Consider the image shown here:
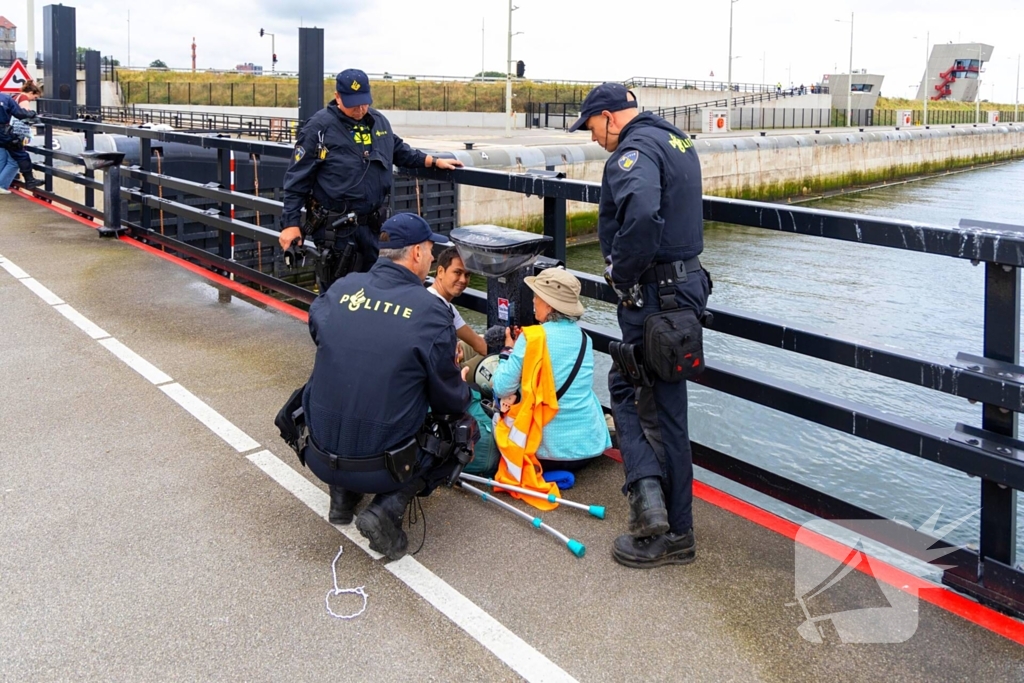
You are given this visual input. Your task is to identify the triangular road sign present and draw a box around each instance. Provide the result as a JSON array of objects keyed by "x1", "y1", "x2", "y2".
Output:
[{"x1": 0, "y1": 59, "x2": 32, "y2": 94}]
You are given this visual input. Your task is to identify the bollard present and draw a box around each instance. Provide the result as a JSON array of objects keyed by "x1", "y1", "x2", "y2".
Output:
[{"x1": 82, "y1": 152, "x2": 126, "y2": 237}]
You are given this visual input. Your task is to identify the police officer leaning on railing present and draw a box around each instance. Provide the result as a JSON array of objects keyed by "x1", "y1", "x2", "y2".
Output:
[
  {"x1": 278, "y1": 68, "x2": 463, "y2": 291},
  {"x1": 276, "y1": 213, "x2": 477, "y2": 561},
  {"x1": 569, "y1": 82, "x2": 711, "y2": 569}
]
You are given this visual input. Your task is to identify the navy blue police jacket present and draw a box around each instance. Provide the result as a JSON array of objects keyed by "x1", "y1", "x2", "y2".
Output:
[
  {"x1": 281, "y1": 102, "x2": 428, "y2": 228},
  {"x1": 0, "y1": 93, "x2": 35, "y2": 147},
  {"x1": 302, "y1": 259, "x2": 470, "y2": 458},
  {"x1": 598, "y1": 112, "x2": 704, "y2": 287}
]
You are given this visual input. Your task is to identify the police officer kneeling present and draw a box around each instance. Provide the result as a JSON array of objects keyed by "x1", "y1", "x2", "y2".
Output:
[{"x1": 294, "y1": 213, "x2": 474, "y2": 560}]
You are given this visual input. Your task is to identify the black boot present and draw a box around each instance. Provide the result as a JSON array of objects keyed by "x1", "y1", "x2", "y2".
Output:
[
  {"x1": 612, "y1": 529, "x2": 696, "y2": 568},
  {"x1": 328, "y1": 485, "x2": 364, "y2": 525},
  {"x1": 22, "y1": 176, "x2": 43, "y2": 189},
  {"x1": 627, "y1": 477, "x2": 669, "y2": 537},
  {"x1": 355, "y1": 479, "x2": 423, "y2": 560}
]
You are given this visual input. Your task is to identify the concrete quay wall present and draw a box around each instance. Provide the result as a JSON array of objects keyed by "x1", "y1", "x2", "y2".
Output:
[{"x1": 449, "y1": 125, "x2": 1024, "y2": 227}]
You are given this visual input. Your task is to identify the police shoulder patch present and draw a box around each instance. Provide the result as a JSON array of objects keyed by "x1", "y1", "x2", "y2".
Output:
[
  {"x1": 293, "y1": 145, "x2": 306, "y2": 163},
  {"x1": 618, "y1": 150, "x2": 639, "y2": 171}
]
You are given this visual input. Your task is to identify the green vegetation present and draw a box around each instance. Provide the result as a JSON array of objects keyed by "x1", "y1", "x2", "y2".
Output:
[
  {"x1": 876, "y1": 96, "x2": 1012, "y2": 112},
  {"x1": 114, "y1": 70, "x2": 592, "y2": 110}
]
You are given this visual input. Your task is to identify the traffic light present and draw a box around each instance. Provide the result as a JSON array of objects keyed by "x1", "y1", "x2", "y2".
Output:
[
  {"x1": 273, "y1": 53, "x2": 278, "y2": 64},
  {"x1": 259, "y1": 28, "x2": 264, "y2": 37},
  {"x1": 516, "y1": 60, "x2": 525, "y2": 78}
]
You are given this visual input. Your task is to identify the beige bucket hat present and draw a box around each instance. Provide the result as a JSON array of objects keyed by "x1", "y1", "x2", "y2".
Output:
[{"x1": 524, "y1": 267, "x2": 585, "y2": 318}]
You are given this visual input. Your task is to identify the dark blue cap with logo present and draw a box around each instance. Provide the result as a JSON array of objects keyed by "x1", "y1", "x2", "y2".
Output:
[
  {"x1": 336, "y1": 68, "x2": 373, "y2": 107},
  {"x1": 567, "y1": 82, "x2": 637, "y2": 132},
  {"x1": 378, "y1": 213, "x2": 450, "y2": 249}
]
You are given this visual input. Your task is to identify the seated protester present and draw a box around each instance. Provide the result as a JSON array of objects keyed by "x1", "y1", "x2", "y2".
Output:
[
  {"x1": 301, "y1": 213, "x2": 471, "y2": 560},
  {"x1": 490, "y1": 268, "x2": 611, "y2": 473},
  {"x1": 429, "y1": 246, "x2": 488, "y2": 358}
]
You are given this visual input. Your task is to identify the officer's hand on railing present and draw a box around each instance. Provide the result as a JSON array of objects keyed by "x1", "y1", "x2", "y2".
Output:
[
  {"x1": 279, "y1": 226, "x2": 302, "y2": 250},
  {"x1": 434, "y1": 158, "x2": 464, "y2": 170}
]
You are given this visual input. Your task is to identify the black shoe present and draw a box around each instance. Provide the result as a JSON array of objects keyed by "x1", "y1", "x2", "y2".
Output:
[
  {"x1": 627, "y1": 477, "x2": 669, "y2": 537},
  {"x1": 355, "y1": 480, "x2": 423, "y2": 561},
  {"x1": 328, "y1": 485, "x2": 364, "y2": 525},
  {"x1": 23, "y1": 178, "x2": 44, "y2": 189},
  {"x1": 612, "y1": 529, "x2": 696, "y2": 568}
]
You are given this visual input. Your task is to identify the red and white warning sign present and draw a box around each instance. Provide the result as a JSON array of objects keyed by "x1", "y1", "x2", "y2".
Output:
[{"x1": 0, "y1": 59, "x2": 32, "y2": 94}]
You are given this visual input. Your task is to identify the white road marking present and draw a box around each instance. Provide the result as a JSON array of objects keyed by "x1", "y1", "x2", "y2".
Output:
[
  {"x1": 98, "y1": 337, "x2": 174, "y2": 386},
  {"x1": 247, "y1": 449, "x2": 578, "y2": 683},
  {"x1": 53, "y1": 304, "x2": 110, "y2": 340},
  {"x1": 159, "y1": 382, "x2": 261, "y2": 453},
  {"x1": 0, "y1": 258, "x2": 31, "y2": 280},
  {"x1": 246, "y1": 450, "x2": 384, "y2": 560},
  {"x1": 20, "y1": 278, "x2": 65, "y2": 305}
]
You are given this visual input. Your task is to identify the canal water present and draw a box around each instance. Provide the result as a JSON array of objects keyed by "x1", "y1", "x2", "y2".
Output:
[{"x1": 552, "y1": 159, "x2": 1024, "y2": 561}]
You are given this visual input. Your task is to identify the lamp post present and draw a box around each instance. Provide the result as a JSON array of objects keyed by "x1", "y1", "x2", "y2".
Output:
[
  {"x1": 505, "y1": 1, "x2": 523, "y2": 138},
  {"x1": 726, "y1": 0, "x2": 739, "y2": 131},
  {"x1": 976, "y1": 43, "x2": 983, "y2": 124},
  {"x1": 835, "y1": 13, "x2": 854, "y2": 127},
  {"x1": 25, "y1": 0, "x2": 35, "y2": 76},
  {"x1": 914, "y1": 32, "x2": 929, "y2": 126},
  {"x1": 760, "y1": 51, "x2": 766, "y2": 88},
  {"x1": 1016, "y1": 54, "x2": 1021, "y2": 123}
]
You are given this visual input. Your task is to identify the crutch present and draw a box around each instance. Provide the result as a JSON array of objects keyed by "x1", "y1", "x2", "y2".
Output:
[
  {"x1": 459, "y1": 472, "x2": 606, "y2": 519},
  {"x1": 458, "y1": 481, "x2": 586, "y2": 558}
]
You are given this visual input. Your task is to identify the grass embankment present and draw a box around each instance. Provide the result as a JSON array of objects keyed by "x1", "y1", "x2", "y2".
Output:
[
  {"x1": 115, "y1": 70, "x2": 593, "y2": 111},
  {"x1": 875, "y1": 96, "x2": 1013, "y2": 112}
]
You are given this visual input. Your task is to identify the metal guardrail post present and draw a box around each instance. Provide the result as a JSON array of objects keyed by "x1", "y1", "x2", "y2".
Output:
[
  {"x1": 980, "y1": 260, "x2": 1020, "y2": 563},
  {"x1": 216, "y1": 148, "x2": 233, "y2": 264},
  {"x1": 543, "y1": 165, "x2": 567, "y2": 262},
  {"x1": 43, "y1": 123, "x2": 53, "y2": 193},
  {"x1": 84, "y1": 130, "x2": 95, "y2": 208},
  {"x1": 140, "y1": 138, "x2": 152, "y2": 230}
]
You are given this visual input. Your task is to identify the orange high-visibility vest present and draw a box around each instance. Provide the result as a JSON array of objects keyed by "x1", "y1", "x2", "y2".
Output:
[{"x1": 494, "y1": 325, "x2": 561, "y2": 510}]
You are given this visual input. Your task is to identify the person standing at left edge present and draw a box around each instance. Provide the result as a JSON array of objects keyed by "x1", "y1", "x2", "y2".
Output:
[
  {"x1": 279, "y1": 69, "x2": 463, "y2": 291},
  {"x1": 569, "y1": 83, "x2": 711, "y2": 568}
]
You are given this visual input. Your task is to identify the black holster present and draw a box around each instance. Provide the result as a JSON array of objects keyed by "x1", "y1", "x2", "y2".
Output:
[
  {"x1": 609, "y1": 341, "x2": 653, "y2": 387},
  {"x1": 274, "y1": 385, "x2": 308, "y2": 466},
  {"x1": 383, "y1": 437, "x2": 420, "y2": 484}
]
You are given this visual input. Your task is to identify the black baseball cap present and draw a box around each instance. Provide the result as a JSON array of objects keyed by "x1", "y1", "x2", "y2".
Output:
[
  {"x1": 336, "y1": 68, "x2": 372, "y2": 107},
  {"x1": 378, "y1": 213, "x2": 450, "y2": 249},
  {"x1": 567, "y1": 82, "x2": 637, "y2": 132}
]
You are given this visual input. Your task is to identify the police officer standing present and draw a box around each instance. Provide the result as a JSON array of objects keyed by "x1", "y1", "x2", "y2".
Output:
[
  {"x1": 300, "y1": 212, "x2": 473, "y2": 560},
  {"x1": 278, "y1": 69, "x2": 463, "y2": 290},
  {"x1": 568, "y1": 83, "x2": 710, "y2": 568}
]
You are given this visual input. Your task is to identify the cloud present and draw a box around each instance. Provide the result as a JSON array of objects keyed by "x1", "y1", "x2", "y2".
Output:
[{"x1": 253, "y1": 0, "x2": 363, "y2": 24}]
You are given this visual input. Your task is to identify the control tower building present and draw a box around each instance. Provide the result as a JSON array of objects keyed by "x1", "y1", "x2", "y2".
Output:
[{"x1": 916, "y1": 43, "x2": 994, "y2": 102}]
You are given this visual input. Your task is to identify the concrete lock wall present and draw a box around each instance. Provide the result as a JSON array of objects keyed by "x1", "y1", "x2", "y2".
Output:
[{"x1": 448, "y1": 125, "x2": 1024, "y2": 226}]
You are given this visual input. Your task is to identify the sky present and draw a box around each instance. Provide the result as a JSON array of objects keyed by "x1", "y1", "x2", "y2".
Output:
[{"x1": 2, "y1": 0, "x2": 1023, "y2": 104}]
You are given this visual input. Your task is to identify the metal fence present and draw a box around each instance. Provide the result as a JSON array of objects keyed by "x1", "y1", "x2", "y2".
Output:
[{"x1": 20, "y1": 114, "x2": 1024, "y2": 619}]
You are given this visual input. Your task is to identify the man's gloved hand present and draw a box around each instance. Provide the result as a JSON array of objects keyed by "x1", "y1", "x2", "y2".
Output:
[{"x1": 604, "y1": 257, "x2": 643, "y2": 309}]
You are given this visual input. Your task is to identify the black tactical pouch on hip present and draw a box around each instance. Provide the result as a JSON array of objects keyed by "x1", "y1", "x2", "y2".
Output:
[
  {"x1": 275, "y1": 385, "x2": 308, "y2": 465},
  {"x1": 384, "y1": 437, "x2": 420, "y2": 484},
  {"x1": 643, "y1": 308, "x2": 705, "y2": 383}
]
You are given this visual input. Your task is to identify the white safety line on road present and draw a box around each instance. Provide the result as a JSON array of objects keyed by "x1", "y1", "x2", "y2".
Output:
[
  {"x1": 247, "y1": 449, "x2": 578, "y2": 683},
  {"x1": 160, "y1": 383, "x2": 262, "y2": 453},
  {"x1": 98, "y1": 338, "x2": 174, "y2": 386},
  {"x1": 0, "y1": 258, "x2": 30, "y2": 280},
  {"x1": 53, "y1": 304, "x2": 111, "y2": 340},
  {"x1": 247, "y1": 450, "x2": 384, "y2": 560},
  {"x1": 20, "y1": 278, "x2": 65, "y2": 305},
  {"x1": 1, "y1": 253, "x2": 579, "y2": 683}
]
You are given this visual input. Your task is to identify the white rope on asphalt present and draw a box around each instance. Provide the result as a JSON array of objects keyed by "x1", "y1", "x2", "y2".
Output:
[{"x1": 325, "y1": 546, "x2": 368, "y2": 620}]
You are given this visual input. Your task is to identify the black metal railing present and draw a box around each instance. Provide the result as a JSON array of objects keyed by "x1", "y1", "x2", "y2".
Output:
[{"x1": 22, "y1": 114, "x2": 1024, "y2": 618}]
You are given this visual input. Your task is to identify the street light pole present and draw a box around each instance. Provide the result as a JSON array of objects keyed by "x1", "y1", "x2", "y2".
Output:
[
  {"x1": 1016, "y1": 53, "x2": 1020, "y2": 123},
  {"x1": 923, "y1": 31, "x2": 929, "y2": 126},
  {"x1": 25, "y1": 0, "x2": 35, "y2": 76},
  {"x1": 726, "y1": 0, "x2": 738, "y2": 131},
  {"x1": 847, "y1": 12, "x2": 853, "y2": 127},
  {"x1": 976, "y1": 44, "x2": 982, "y2": 124},
  {"x1": 505, "y1": 1, "x2": 520, "y2": 138}
]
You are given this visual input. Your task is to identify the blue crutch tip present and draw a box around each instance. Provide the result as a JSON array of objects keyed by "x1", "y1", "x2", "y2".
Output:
[
  {"x1": 532, "y1": 517, "x2": 542, "y2": 528},
  {"x1": 547, "y1": 493, "x2": 557, "y2": 503},
  {"x1": 567, "y1": 539, "x2": 586, "y2": 558},
  {"x1": 589, "y1": 505, "x2": 606, "y2": 519}
]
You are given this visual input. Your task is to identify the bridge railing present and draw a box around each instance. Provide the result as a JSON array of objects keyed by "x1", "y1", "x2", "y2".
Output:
[{"x1": 21, "y1": 115, "x2": 1024, "y2": 618}]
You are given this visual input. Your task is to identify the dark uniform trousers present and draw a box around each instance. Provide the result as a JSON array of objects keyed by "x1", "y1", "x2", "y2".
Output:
[{"x1": 609, "y1": 271, "x2": 710, "y2": 535}]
